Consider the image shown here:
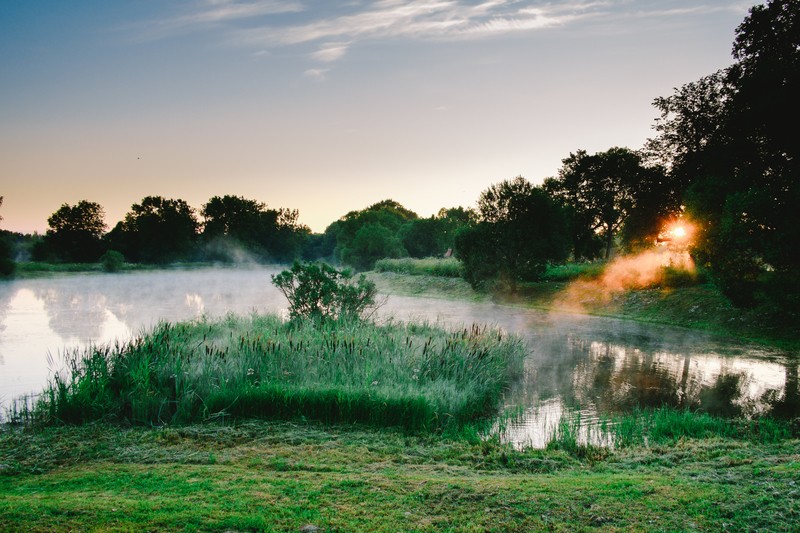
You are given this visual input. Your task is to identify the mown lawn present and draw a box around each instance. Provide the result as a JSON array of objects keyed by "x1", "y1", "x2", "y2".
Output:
[{"x1": 2, "y1": 421, "x2": 798, "y2": 531}]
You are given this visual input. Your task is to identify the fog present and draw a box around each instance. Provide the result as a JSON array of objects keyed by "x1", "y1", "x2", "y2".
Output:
[{"x1": 0, "y1": 267, "x2": 797, "y2": 446}]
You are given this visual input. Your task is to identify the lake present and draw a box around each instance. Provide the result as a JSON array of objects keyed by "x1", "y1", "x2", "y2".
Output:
[{"x1": 1, "y1": 266, "x2": 797, "y2": 447}]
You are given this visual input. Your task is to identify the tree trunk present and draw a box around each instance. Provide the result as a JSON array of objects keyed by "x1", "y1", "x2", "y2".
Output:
[{"x1": 604, "y1": 231, "x2": 614, "y2": 260}]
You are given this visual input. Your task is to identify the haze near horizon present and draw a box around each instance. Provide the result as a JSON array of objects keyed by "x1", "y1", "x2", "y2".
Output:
[{"x1": 0, "y1": 1, "x2": 750, "y2": 234}]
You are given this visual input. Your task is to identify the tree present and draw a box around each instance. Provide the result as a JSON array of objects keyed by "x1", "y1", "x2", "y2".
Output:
[
  {"x1": 201, "y1": 195, "x2": 264, "y2": 245},
  {"x1": 200, "y1": 195, "x2": 308, "y2": 263},
  {"x1": 333, "y1": 199, "x2": 417, "y2": 270},
  {"x1": 110, "y1": 196, "x2": 199, "y2": 263},
  {"x1": 0, "y1": 196, "x2": 15, "y2": 276},
  {"x1": 44, "y1": 200, "x2": 107, "y2": 262},
  {"x1": 546, "y1": 148, "x2": 667, "y2": 259},
  {"x1": 646, "y1": 0, "x2": 800, "y2": 311},
  {"x1": 272, "y1": 261, "x2": 378, "y2": 322},
  {"x1": 456, "y1": 177, "x2": 569, "y2": 289}
]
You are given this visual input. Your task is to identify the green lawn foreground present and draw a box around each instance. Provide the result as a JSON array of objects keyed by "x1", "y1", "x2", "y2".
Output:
[{"x1": 1, "y1": 422, "x2": 798, "y2": 532}]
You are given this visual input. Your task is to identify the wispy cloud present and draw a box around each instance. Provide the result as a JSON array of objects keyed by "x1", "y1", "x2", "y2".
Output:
[
  {"x1": 304, "y1": 67, "x2": 330, "y2": 81},
  {"x1": 139, "y1": 1, "x2": 747, "y2": 77},
  {"x1": 312, "y1": 42, "x2": 350, "y2": 62},
  {"x1": 138, "y1": 0, "x2": 304, "y2": 39}
]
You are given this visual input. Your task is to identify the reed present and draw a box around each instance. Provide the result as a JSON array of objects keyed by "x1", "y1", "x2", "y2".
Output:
[
  {"x1": 11, "y1": 314, "x2": 525, "y2": 431},
  {"x1": 543, "y1": 407, "x2": 794, "y2": 454}
]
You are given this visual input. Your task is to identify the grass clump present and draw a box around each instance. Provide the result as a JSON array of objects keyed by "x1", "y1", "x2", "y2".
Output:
[
  {"x1": 540, "y1": 262, "x2": 605, "y2": 282},
  {"x1": 543, "y1": 407, "x2": 796, "y2": 458},
  {"x1": 609, "y1": 407, "x2": 794, "y2": 448},
  {"x1": 374, "y1": 257, "x2": 463, "y2": 278},
  {"x1": 12, "y1": 314, "x2": 525, "y2": 432}
]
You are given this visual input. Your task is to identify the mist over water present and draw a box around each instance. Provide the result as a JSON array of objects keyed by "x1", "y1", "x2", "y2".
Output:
[{"x1": 0, "y1": 267, "x2": 797, "y2": 447}]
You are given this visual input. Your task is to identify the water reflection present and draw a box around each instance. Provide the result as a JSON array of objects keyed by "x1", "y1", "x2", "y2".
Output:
[
  {"x1": 0, "y1": 267, "x2": 288, "y2": 406},
  {"x1": 380, "y1": 296, "x2": 798, "y2": 447},
  {"x1": 0, "y1": 269, "x2": 797, "y2": 447}
]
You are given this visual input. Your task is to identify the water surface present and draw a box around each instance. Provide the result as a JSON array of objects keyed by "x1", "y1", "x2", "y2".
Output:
[{"x1": 1, "y1": 267, "x2": 796, "y2": 447}]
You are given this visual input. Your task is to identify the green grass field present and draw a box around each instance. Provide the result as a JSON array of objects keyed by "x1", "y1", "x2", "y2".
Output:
[{"x1": 1, "y1": 416, "x2": 798, "y2": 531}]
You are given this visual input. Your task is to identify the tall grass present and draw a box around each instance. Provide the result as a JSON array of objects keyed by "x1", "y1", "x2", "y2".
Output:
[
  {"x1": 11, "y1": 314, "x2": 525, "y2": 432},
  {"x1": 374, "y1": 257, "x2": 463, "y2": 278},
  {"x1": 544, "y1": 407, "x2": 793, "y2": 455},
  {"x1": 540, "y1": 262, "x2": 605, "y2": 282}
]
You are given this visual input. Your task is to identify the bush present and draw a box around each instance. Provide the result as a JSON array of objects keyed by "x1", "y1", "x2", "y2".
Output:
[
  {"x1": 100, "y1": 250, "x2": 125, "y2": 272},
  {"x1": 272, "y1": 261, "x2": 379, "y2": 321}
]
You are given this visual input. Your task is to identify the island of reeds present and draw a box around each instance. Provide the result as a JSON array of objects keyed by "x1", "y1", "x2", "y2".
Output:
[{"x1": 10, "y1": 263, "x2": 525, "y2": 432}]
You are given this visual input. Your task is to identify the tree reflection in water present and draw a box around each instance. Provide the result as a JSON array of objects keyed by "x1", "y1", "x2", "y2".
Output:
[{"x1": 0, "y1": 271, "x2": 797, "y2": 441}]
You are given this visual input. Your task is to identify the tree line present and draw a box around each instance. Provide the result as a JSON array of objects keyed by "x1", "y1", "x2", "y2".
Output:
[{"x1": 1, "y1": 0, "x2": 797, "y2": 315}]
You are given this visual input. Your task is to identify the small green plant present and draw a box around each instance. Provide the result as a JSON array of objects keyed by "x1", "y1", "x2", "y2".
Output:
[
  {"x1": 272, "y1": 261, "x2": 379, "y2": 321},
  {"x1": 100, "y1": 250, "x2": 125, "y2": 272}
]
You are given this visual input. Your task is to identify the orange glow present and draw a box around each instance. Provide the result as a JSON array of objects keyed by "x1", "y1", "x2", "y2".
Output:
[{"x1": 657, "y1": 218, "x2": 696, "y2": 250}]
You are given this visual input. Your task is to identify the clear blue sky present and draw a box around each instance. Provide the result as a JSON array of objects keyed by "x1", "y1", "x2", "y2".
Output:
[{"x1": 0, "y1": 1, "x2": 751, "y2": 233}]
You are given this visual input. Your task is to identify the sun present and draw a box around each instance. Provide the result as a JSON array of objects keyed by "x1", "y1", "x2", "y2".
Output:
[{"x1": 656, "y1": 219, "x2": 695, "y2": 249}]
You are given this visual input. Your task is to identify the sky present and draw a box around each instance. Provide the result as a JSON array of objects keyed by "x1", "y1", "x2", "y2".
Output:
[{"x1": 0, "y1": 0, "x2": 753, "y2": 234}]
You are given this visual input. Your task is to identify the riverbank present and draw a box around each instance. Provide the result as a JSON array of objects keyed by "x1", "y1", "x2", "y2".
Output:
[
  {"x1": 1, "y1": 419, "x2": 798, "y2": 531},
  {"x1": 367, "y1": 271, "x2": 800, "y2": 350}
]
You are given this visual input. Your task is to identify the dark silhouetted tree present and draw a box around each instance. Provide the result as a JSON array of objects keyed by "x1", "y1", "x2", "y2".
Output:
[
  {"x1": 200, "y1": 195, "x2": 308, "y2": 262},
  {"x1": 647, "y1": 0, "x2": 800, "y2": 312},
  {"x1": 44, "y1": 200, "x2": 107, "y2": 262},
  {"x1": 546, "y1": 147, "x2": 670, "y2": 259},
  {"x1": 456, "y1": 177, "x2": 569, "y2": 289},
  {"x1": 110, "y1": 196, "x2": 199, "y2": 263},
  {"x1": 0, "y1": 196, "x2": 15, "y2": 276}
]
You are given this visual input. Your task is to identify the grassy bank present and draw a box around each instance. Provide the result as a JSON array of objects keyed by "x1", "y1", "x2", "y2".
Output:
[
  {"x1": 10, "y1": 314, "x2": 525, "y2": 432},
  {"x1": 1, "y1": 414, "x2": 798, "y2": 531},
  {"x1": 368, "y1": 259, "x2": 799, "y2": 349},
  {"x1": 10, "y1": 261, "x2": 255, "y2": 278}
]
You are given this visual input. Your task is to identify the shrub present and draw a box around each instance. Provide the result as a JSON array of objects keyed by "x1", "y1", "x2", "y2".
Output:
[
  {"x1": 272, "y1": 261, "x2": 379, "y2": 321},
  {"x1": 100, "y1": 250, "x2": 125, "y2": 272}
]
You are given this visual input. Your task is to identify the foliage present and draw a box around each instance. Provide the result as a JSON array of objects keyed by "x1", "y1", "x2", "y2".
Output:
[
  {"x1": 331, "y1": 199, "x2": 417, "y2": 270},
  {"x1": 0, "y1": 197, "x2": 14, "y2": 277},
  {"x1": 272, "y1": 262, "x2": 378, "y2": 321},
  {"x1": 647, "y1": 0, "x2": 800, "y2": 315},
  {"x1": 108, "y1": 196, "x2": 199, "y2": 263},
  {"x1": 14, "y1": 313, "x2": 525, "y2": 431},
  {"x1": 456, "y1": 177, "x2": 570, "y2": 289},
  {"x1": 0, "y1": 233, "x2": 14, "y2": 278},
  {"x1": 545, "y1": 147, "x2": 674, "y2": 259},
  {"x1": 201, "y1": 195, "x2": 309, "y2": 263},
  {"x1": 100, "y1": 250, "x2": 125, "y2": 272},
  {"x1": 344, "y1": 222, "x2": 406, "y2": 270},
  {"x1": 399, "y1": 208, "x2": 474, "y2": 259},
  {"x1": 42, "y1": 200, "x2": 107, "y2": 262}
]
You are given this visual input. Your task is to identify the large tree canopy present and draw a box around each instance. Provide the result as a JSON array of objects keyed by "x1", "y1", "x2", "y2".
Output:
[
  {"x1": 647, "y1": 0, "x2": 800, "y2": 310},
  {"x1": 545, "y1": 147, "x2": 671, "y2": 259},
  {"x1": 109, "y1": 196, "x2": 199, "y2": 263},
  {"x1": 332, "y1": 199, "x2": 417, "y2": 270},
  {"x1": 43, "y1": 200, "x2": 107, "y2": 262},
  {"x1": 201, "y1": 195, "x2": 309, "y2": 262},
  {"x1": 456, "y1": 177, "x2": 569, "y2": 289}
]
